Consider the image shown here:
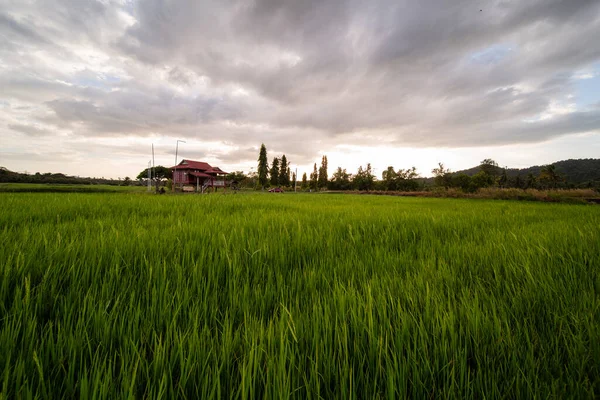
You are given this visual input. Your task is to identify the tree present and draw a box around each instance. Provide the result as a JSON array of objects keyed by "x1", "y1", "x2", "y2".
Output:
[
  {"x1": 382, "y1": 166, "x2": 397, "y2": 191},
  {"x1": 310, "y1": 163, "x2": 318, "y2": 190},
  {"x1": 480, "y1": 159, "x2": 500, "y2": 179},
  {"x1": 498, "y1": 168, "x2": 508, "y2": 188},
  {"x1": 245, "y1": 171, "x2": 258, "y2": 188},
  {"x1": 396, "y1": 167, "x2": 420, "y2": 191},
  {"x1": 257, "y1": 144, "x2": 269, "y2": 189},
  {"x1": 292, "y1": 171, "x2": 297, "y2": 190},
  {"x1": 331, "y1": 167, "x2": 352, "y2": 190},
  {"x1": 432, "y1": 163, "x2": 452, "y2": 188},
  {"x1": 136, "y1": 166, "x2": 172, "y2": 181},
  {"x1": 137, "y1": 166, "x2": 172, "y2": 192},
  {"x1": 514, "y1": 174, "x2": 523, "y2": 189},
  {"x1": 279, "y1": 155, "x2": 290, "y2": 187},
  {"x1": 353, "y1": 164, "x2": 375, "y2": 191},
  {"x1": 226, "y1": 171, "x2": 246, "y2": 188},
  {"x1": 301, "y1": 172, "x2": 308, "y2": 190},
  {"x1": 318, "y1": 155, "x2": 328, "y2": 189},
  {"x1": 525, "y1": 173, "x2": 537, "y2": 189},
  {"x1": 364, "y1": 164, "x2": 375, "y2": 191},
  {"x1": 270, "y1": 157, "x2": 280, "y2": 186},
  {"x1": 539, "y1": 164, "x2": 561, "y2": 188},
  {"x1": 471, "y1": 171, "x2": 494, "y2": 189},
  {"x1": 453, "y1": 174, "x2": 474, "y2": 192}
]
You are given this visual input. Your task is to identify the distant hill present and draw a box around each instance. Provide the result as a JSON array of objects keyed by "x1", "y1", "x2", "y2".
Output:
[
  {"x1": 0, "y1": 167, "x2": 131, "y2": 186},
  {"x1": 452, "y1": 159, "x2": 600, "y2": 185}
]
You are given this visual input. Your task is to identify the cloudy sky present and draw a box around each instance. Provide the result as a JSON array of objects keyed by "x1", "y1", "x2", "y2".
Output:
[{"x1": 1, "y1": 0, "x2": 600, "y2": 179}]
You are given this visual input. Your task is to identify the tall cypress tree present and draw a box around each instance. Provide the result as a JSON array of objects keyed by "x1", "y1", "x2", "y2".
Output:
[
  {"x1": 257, "y1": 144, "x2": 269, "y2": 189},
  {"x1": 318, "y1": 155, "x2": 328, "y2": 189},
  {"x1": 310, "y1": 163, "x2": 318, "y2": 190},
  {"x1": 270, "y1": 157, "x2": 280, "y2": 186},
  {"x1": 279, "y1": 155, "x2": 290, "y2": 186},
  {"x1": 301, "y1": 172, "x2": 308, "y2": 190}
]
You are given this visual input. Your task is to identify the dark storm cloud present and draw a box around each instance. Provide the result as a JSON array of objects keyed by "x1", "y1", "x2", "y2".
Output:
[
  {"x1": 116, "y1": 0, "x2": 600, "y2": 144},
  {"x1": 1, "y1": 0, "x2": 600, "y2": 168}
]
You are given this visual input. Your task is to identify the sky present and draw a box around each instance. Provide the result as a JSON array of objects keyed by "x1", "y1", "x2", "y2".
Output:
[{"x1": 1, "y1": 0, "x2": 600, "y2": 179}]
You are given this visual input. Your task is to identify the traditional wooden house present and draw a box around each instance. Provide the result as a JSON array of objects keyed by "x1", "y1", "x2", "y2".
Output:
[{"x1": 170, "y1": 159, "x2": 228, "y2": 192}]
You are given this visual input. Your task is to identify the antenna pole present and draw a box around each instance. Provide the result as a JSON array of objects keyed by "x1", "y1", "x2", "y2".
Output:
[
  {"x1": 152, "y1": 144, "x2": 157, "y2": 193},
  {"x1": 147, "y1": 160, "x2": 151, "y2": 191},
  {"x1": 173, "y1": 140, "x2": 186, "y2": 192}
]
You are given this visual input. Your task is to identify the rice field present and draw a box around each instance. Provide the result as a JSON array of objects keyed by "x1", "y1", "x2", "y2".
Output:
[{"x1": 1, "y1": 192, "x2": 599, "y2": 398}]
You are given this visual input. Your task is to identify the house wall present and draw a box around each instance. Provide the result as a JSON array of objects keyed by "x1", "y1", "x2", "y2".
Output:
[{"x1": 174, "y1": 170, "x2": 190, "y2": 184}]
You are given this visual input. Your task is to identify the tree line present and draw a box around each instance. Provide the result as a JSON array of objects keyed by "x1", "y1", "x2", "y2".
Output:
[
  {"x1": 0, "y1": 167, "x2": 135, "y2": 186},
  {"x1": 431, "y1": 159, "x2": 591, "y2": 191},
  {"x1": 232, "y1": 145, "x2": 599, "y2": 192},
  {"x1": 4, "y1": 146, "x2": 596, "y2": 192},
  {"x1": 250, "y1": 144, "x2": 389, "y2": 191}
]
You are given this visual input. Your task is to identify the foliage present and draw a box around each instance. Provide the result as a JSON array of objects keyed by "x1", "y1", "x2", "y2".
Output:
[
  {"x1": 245, "y1": 171, "x2": 258, "y2": 189},
  {"x1": 279, "y1": 155, "x2": 290, "y2": 187},
  {"x1": 539, "y1": 164, "x2": 562, "y2": 189},
  {"x1": 479, "y1": 158, "x2": 500, "y2": 177},
  {"x1": 318, "y1": 155, "x2": 328, "y2": 189},
  {"x1": 330, "y1": 167, "x2": 352, "y2": 191},
  {"x1": 310, "y1": 163, "x2": 318, "y2": 191},
  {"x1": 395, "y1": 167, "x2": 420, "y2": 191},
  {"x1": 526, "y1": 173, "x2": 537, "y2": 189},
  {"x1": 136, "y1": 166, "x2": 172, "y2": 181},
  {"x1": 269, "y1": 157, "x2": 280, "y2": 187},
  {"x1": 381, "y1": 166, "x2": 397, "y2": 190},
  {"x1": 471, "y1": 170, "x2": 495, "y2": 189},
  {"x1": 353, "y1": 164, "x2": 375, "y2": 191},
  {"x1": 0, "y1": 167, "x2": 130, "y2": 186},
  {"x1": 432, "y1": 163, "x2": 452, "y2": 188},
  {"x1": 450, "y1": 158, "x2": 600, "y2": 189},
  {"x1": 1, "y1": 193, "x2": 599, "y2": 398},
  {"x1": 452, "y1": 173, "x2": 475, "y2": 193},
  {"x1": 226, "y1": 171, "x2": 247, "y2": 187},
  {"x1": 498, "y1": 169, "x2": 508, "y2": 188},
  {"x1": 257, "y1": 144, "x2": 269, "y2": 189},
  {"x1": 301, "y1": 172, "x2": 308, "y2": 190}
]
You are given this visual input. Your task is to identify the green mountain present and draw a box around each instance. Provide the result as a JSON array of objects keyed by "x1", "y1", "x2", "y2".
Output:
[{"x1": 453, "y1": 159, "x2": 600, "y2": 185}]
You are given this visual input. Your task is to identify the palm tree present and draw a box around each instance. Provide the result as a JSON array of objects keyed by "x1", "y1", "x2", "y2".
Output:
[{"x1": 539, "y1": 164, "x2": 561, "y2": 189}]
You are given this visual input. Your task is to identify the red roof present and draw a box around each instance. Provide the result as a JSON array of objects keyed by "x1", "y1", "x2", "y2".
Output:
[
  {"x1": 208, "y1": 167, "x2": 228, "y2": 175},
  {"x1": 171, "y1": 159, "x2": 228, "y2": 175},
  {"x1": 171, "y1": 159, "x2": 213, "y2": 171},
  {"x1": 189, "y1": 171, "x2": 211, "y2": 178}
]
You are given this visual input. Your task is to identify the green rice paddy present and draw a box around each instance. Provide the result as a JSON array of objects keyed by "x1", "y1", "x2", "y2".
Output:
[{"x1": 1, "y1": 192, "x2": 599, "y2": 398}]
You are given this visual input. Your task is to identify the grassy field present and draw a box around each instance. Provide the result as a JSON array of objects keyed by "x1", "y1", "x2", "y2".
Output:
[
  {"x1": 1, "y1": 192, "x2": 599, "y2": 398},
  {"x1": 0, "y1": 183, "x2": 147, "y2": 193}
]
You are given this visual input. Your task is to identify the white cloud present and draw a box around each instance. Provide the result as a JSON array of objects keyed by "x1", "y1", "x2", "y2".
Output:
[{"x1": 0, "y1": 0, "x2": 599, "y2": 178}]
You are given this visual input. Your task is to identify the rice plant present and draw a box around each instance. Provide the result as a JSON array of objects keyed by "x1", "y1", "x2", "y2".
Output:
[{"x1": 1, "y1": 192, "x2": 599, "y2": 398}]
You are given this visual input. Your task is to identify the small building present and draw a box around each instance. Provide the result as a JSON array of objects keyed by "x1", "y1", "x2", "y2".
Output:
[{"x1": 170, "y1": 159, "x2": 228, "y2": 192}]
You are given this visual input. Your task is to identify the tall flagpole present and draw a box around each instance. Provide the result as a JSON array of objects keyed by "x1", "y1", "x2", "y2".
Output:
[
  {"x1": 152, "y1": 144, "x2": 156, "y2": 192},
  {"x1": 147, "y1": 160, "x2": 151, "y2": 191}
]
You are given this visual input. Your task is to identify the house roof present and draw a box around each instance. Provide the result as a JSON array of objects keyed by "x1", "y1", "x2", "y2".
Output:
[
  {"x1": 209, "y1": 167, "x2": 228, "y2": 175},
  {"x1": 171, "y1": 159, "x2": 213, "y2": 171},
  {"x1": 170, "y1": 159, "x2": 228, "y2": 175},
  {"x1": 189, "y1": 171, "x2": 212, "y2": 178}
]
